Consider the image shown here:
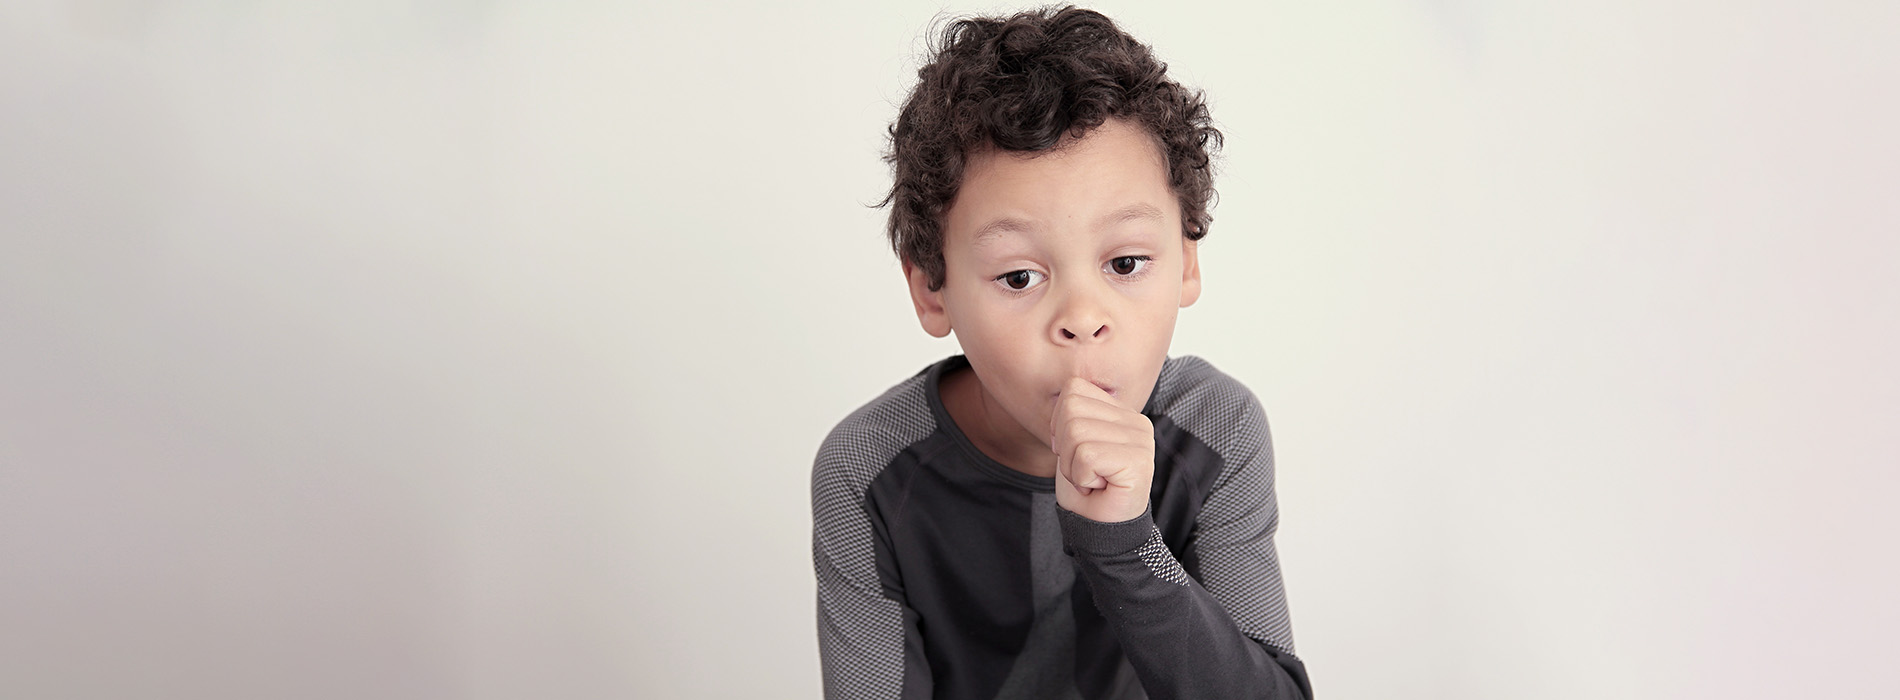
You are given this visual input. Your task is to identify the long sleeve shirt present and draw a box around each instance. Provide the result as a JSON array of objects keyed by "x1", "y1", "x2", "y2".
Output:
[{"x1": 812, "y1": 354, "x2": 1312, "y2": 699}]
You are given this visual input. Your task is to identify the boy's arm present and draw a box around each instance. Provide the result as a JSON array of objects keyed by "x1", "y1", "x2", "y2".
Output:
[
  {"x1": 813, "y1": 543, "x2": 931, "y2": 699},
  {"x1": 812, "y1": 437, "x2": 931, "y2": 699},
  {"x1": 1056, "y1": 387, "x2": 1312, "y2": 700}
]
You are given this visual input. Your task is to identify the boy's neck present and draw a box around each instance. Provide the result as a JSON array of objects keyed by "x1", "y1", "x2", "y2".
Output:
[{"x1": 939, "y1": 363, "x2": 1057, "y2": 479}]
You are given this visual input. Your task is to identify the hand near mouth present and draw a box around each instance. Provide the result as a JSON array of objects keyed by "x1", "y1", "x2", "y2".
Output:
[{"x1": 1050, "y1": 376, "x2": 1155, "y2": 523}]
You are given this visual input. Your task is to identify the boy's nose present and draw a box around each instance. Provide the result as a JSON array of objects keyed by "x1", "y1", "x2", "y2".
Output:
[
  {"x1": 1052, "y1": 278, "x2": 1111, "y2": 344},
  {"x1": 1054, "y1": 301, "x2": 1111, "y2": 343},
  {"x1": 1059, "y1": 323, "x2": 1108, "y2": 341}
]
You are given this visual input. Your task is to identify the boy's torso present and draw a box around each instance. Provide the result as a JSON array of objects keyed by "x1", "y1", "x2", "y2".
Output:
[{"x1": 829, "y1": 353, "x2": 1258, "y2": 700}]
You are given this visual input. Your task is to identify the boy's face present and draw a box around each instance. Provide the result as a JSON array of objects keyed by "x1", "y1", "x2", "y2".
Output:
[{"x1": 904, "y1": 117, "x2": 1202, "y2": 451}]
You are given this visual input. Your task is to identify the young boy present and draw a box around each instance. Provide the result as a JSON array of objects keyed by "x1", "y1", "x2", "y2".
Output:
[{"x1": 812, "y1": 7, "x2": 1312, "y2": 699}]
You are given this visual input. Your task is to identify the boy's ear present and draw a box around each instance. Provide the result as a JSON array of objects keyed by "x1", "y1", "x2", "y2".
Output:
[
  {"x1": 1179, "y1": 237, "x2": 1202, "y2": 308},
  {"x1": 903, "y1": 258, "x2": 954, "y2": 338}
]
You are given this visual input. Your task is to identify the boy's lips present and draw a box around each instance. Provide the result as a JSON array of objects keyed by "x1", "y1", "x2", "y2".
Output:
[{"x1": 1053, "y1": 380, "x2": 1118, "y2": 398}]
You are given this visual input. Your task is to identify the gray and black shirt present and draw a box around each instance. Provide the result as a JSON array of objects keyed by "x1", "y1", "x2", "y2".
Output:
[{"x1": 812, "y1": 354, "x2": 1312, "y2": 699}]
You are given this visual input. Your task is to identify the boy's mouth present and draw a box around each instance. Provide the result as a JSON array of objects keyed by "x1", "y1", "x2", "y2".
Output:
[{"x1": 1053, "y1": 381, "x2": 1118, "y2": 398}]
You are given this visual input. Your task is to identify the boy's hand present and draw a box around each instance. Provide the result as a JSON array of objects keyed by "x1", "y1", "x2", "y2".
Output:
[{"x1": 1051, "y1": 377, "x2": 1155, "y2": 523}]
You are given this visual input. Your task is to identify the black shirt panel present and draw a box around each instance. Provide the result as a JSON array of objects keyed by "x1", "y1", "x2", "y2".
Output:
[{"x1": 869, "y1": 432, "x2": 1036, "y2": 700}]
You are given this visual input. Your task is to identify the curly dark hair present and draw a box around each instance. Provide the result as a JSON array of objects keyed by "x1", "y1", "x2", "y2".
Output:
[{"x1": 878, "y1": 5, "x2": 1223, "y2": 292}]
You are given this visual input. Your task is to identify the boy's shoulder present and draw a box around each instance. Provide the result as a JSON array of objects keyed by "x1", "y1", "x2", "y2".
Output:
[
  {"x1": 1148, "y1": 355, "x2": 1273, "y2": 466},
  {"x1": 811, "y1": 361, "x2": 940, "y2": 494},
  {"x1": 1150, "y1": 355, "x2": 1267, "y2": 423}
]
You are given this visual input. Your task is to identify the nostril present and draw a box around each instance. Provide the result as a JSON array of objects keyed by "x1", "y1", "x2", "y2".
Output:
[
  {"x1": 1093, "y1": 325, "x2": 1107, "y2": 338},
  {"x1": 1061, "y1": 328, "x2": 1076, "y2": 339}
]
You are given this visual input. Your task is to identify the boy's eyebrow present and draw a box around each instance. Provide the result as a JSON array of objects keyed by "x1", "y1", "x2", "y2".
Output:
[{"x1": 971, "y1": 203, "x2": 1166, "y2": 249}]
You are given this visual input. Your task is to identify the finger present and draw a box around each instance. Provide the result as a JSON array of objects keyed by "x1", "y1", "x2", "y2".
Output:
[
  {"x1": 1055, "y1": 453, "x2": 1099, "y2": 496},
  {"x1": 1051, "y1": 390, "x2": 1147, "y2": 450},
  {"x1": 1051, "y1": 416, "x2": 1136, "y2": 480},
  {"x1": 1051, "y1": 411, "x2": 1155, "y2": 471},
  {"x1": 1051, "y1": 415, "x2": 1128, "y2": 461},
  {"x1": 1060, "y1": 441, "x2": 1141, "y2": 493},
  {"x1": 1054, "y1": 379, "x2": 1147, "y2": 424},
  {"x1": 1055, "y1": 394, "x2": 1129, "y2": 427},
  {"x1": 1052, "y1": 380, "x2": 1112, "y2": 431},
  {"x1": 1054, "y1": 457, "x2": 1093, "y2": 498},
  {"x1": 1062, "y1": 376, "x2": 1114, "y2": 401},
  {"x1": 1050, "y1": 380, "x2": 1102, "y2": 442}
]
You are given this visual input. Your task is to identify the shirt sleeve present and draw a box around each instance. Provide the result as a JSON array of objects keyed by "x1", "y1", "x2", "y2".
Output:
[
  {"x1": 1057, "y1": 391, "x2": 1313, "y2": 700},
  {"x1": 812, "y1": 440, "x2": 931, "y2": 699}
]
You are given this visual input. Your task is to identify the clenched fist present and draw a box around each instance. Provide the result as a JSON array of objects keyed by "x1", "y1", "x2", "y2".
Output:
[{"x1": 1050, "y1": 377, "x2": 1156, "y2": 523}]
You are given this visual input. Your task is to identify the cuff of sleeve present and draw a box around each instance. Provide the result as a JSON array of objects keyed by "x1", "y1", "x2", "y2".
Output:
[{"x1": 1057, "y1": 504, "x2": 1156, "y2": 558}]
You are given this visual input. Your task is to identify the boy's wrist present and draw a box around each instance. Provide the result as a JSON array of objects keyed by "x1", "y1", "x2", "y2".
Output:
[{"x1": 1056, "y1": 503, "x2": 1156, "y2": 557}]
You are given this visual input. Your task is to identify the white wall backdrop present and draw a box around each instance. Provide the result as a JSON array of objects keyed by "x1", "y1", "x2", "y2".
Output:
[{"x1": 4, "y1": 1, "x2": 1897, "y2": 698}]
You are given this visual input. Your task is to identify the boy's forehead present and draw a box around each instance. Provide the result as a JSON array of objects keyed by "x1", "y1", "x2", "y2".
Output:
[
  {"x1": 946, "y1": 121, "x2": 1176, "y2": 248},
  {"x1": 967, "y1": 202, "x2": 1167, "y2": 250}
]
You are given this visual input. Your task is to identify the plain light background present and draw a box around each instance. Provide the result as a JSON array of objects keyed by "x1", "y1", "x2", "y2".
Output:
[{"x1": 3, "y1": 1, "x2": 1897, "y2": 698}]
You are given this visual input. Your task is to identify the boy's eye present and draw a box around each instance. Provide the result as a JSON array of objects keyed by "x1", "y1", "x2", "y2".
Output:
[
  {"x1": 1109, "y1": 255, "x2": 1151, "y2": 276},
  {"x1": 997, "y1": 269, "x2": 1045, "y2": 291}
]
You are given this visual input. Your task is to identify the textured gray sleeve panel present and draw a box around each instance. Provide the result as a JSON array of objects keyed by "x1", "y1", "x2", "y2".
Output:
[
  {"x1": 1135, "y1": 527, "x2": 1191, "y2": 586},
  {"x1": 811, "y1": 372, "x2": 936, "y2": 700},
  {"x1": 1153, "y1": 356, "x2": 1298, "y2": 656}
]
